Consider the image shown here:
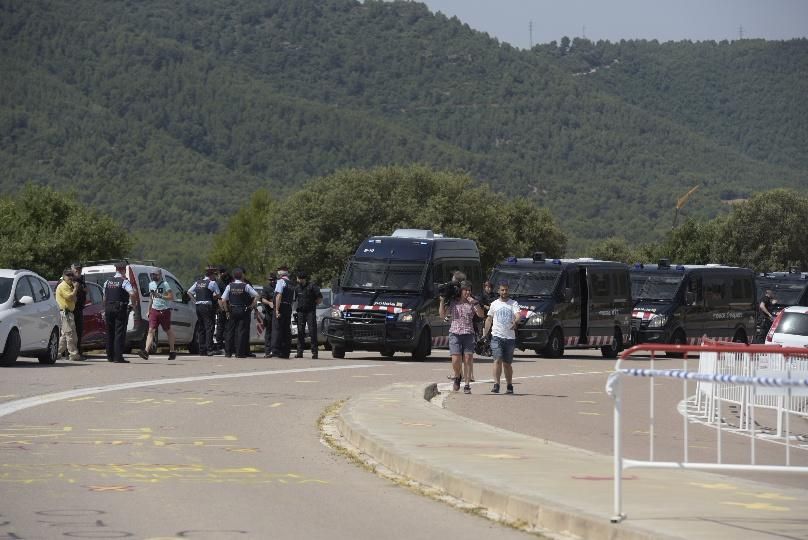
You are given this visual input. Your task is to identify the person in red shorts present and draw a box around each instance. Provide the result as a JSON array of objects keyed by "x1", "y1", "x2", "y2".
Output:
[{"x1": 139, "y1": 269, "x2": 177, "y2": 360}]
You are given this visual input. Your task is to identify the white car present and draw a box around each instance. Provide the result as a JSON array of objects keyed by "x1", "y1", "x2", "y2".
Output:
[
  {"x1": 82, "y1": 261, "x2": 198, "y2": 353},
  {"x1": 0, "y1": 269, "x2": 61, "y2": 365},
  {"x1": 766, "y1": 305, "x2": 808, "y2": 347}
]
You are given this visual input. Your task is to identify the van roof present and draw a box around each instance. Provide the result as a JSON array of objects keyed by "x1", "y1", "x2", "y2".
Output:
[
  {"x1": 358, "y1": 234, "x2": 479, "y2": 260},
  {"x1": 496, "y1": 257, "x2": 627, "y2": 269},
  {"x1": 630, "y1": 263, "x2": 751, "y2": 273}
]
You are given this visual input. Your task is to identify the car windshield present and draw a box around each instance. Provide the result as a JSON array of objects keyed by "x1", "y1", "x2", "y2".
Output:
[
  {"x1": 317, "y1": 288, "x2": 333, "y2": 308},
  {"x1": 0, "y1": 278, "x2": 12, "y2": 304},
  {"x1": 757, "y1": 283, "x2": 806, "y2": 306},
  {"x1": 341, "y1": 261, "x2": 426, "y2": 291},
  {"x1": 777, "y1": 312, "x2": 808, "y2": 336},
  {"x1": 490, "y1": 269, "x2": 560, "y2": 297},
  {"x1": 84, "y1": 272, "x2": 115, "y2": 289},
  {"x1": 631, "y1": 274, "x2": 683, "y2": 301}
]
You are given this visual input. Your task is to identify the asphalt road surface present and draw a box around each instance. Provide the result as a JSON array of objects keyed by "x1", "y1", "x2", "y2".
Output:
[{"x1": 1, "y1": 346, "x2": 806, "y2": 539}]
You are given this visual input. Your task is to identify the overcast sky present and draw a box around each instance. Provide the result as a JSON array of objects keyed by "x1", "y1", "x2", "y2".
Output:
[{"x1": 419, "y1": 0, "x2": 808, "y2": 48}]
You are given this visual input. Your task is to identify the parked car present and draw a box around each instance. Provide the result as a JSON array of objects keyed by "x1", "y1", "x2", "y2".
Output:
[
  {"x1": 766, "y1": 305, "x2": 808, "y2": 347},
  {"x1": 81, "y1": 260, "x2": 198, "y2": 353},
  {"x1": 48, "y1": 280, "x2": 106, "y2": 351},
  {"x1": 0, "y1": 269, "x2": 61, "y2": 365},
  {"x1": 292, "y1": 287, "x2": 334, "y2": 348}
]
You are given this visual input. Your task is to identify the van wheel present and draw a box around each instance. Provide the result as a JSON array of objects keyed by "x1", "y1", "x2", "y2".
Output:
[
  {"x1": 1, "y1": 329, "x2": 21, "y2": 366},
  {"x1": 38, "y1": 328, "x2": 60, "y2": 364},
  {"x1": 600, "y1": 330, "x2": 622, "y2": 359},
  {"x1": 667, "y1": 330, "x2": 686, "y2": 358},
  {"x1": 542, "y1": 329, "x2": 564, "y2": 358},
  {"x1": 332, "y1": 345, "x2": 346, "y2": 359},
  {"x1": 412, "y1": 329, "x2": 431, "y2": 362},
  {"x1": 732, "y1": 330, "x2": 747, "y2": 344},
  {"x1": 381, "y1": 348, "x2": 395, "y2": 358}
]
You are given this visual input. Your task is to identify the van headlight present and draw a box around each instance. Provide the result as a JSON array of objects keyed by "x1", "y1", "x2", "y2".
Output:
[
  {"x1": 647, "y1": 314, "x2": 668, "y2": 328},
  {"x1": 327, "y1": 307, "x2": 343, "y2": 319},
  {"x1": 398, "y1": 311, "x2": 414, "y2": 323},
  {"x1": 524, "y1": 312, "x2": 544, "y2": 326}
]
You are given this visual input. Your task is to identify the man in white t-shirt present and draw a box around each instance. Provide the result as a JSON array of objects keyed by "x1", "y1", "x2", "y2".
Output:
[{"x1": 483, "y1": 282, "x2": 521, "y2": 394}]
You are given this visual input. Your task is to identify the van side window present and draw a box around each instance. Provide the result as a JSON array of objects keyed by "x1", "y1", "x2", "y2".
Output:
[
  {"x1": 704, "y1": 277, "x2": 725, "y2": 307},
  {"x1": 138, "y1": 274, "x2": 151, "y2": 297},
  {"x1": 591, "y1": 271, "x2": 610, "y2": 298},
  {"x1": 730, "y1": 277, "x2": 753, "y2": 302}
]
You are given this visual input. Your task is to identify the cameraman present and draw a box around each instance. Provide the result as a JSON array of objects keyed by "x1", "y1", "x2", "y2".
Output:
[{"x1": 439, "y1": 280, "x2": 483, "y2": 394}]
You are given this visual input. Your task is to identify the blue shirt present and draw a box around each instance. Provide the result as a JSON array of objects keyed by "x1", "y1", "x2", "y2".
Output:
[
  {"x1": 187, "y1": 278, "x2": 221, "y2": 304},
  {"x1": 149, "y1": 280, "x2": 172, "y2": 311},
  {"x1": 222, "y1": 280, "x2": 258, "y2": 301}
]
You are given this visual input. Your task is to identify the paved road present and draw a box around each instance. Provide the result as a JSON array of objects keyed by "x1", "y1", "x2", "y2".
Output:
[{"x1": 1, "y1": 347, "x2": 805, "y2": 539}]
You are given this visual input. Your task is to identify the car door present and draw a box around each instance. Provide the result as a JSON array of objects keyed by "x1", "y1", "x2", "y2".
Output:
[
  {"x1": 586, "y1": 268, "x2": 611, "y2": 343},
  {"x1": 83, "y1": 283, "x2": 106, "y2": 348},
  {"x1": 29, "y1": 276, "x2": 57, "y2": 347},
  {"x1": 12, "y1": 276, "x2": 37, "y2": 351},
  {"x1": 164, "y1": 273, "x2": 195, "y2": 344}
]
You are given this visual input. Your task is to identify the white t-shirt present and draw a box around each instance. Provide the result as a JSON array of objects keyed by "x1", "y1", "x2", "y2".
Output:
[{"x1": 488, "y1": 298, "x2": 521, "y2": 339}]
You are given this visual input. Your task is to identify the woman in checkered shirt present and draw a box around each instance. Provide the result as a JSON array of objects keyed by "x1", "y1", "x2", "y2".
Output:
[{"x1": 439, "y1": 280, "x2": 484, "y2": 394}]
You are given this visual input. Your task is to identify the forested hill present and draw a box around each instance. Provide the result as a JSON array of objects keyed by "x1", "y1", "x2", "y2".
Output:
[{"x1": 1, "y1": 0, "x2": 806, "y2": 275}]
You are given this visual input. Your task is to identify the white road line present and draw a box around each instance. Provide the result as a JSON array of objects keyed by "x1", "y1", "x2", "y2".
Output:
[{"x1": 0, "y1": 364, "x2": 376, "y2": 419}]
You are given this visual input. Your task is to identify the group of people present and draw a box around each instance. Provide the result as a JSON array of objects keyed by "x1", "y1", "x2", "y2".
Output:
[
  {"x1": 54, "y1": 261, "x2": 322, "y2": 363},
  {"x1": 440, "y1": 274, "x2": 521, "y2": 395}
]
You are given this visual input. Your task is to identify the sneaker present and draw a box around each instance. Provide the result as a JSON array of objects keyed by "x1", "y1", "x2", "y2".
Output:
[
  {"x1": 491, "y1": 383, "x2": 500, "y2": 394},
  {"x1": 168, "y1": 352, "x2": 176, "y2": 360},
  {"x1": 452, "y1": 376, "x2": 461, "y2": 392},
  {"x1": 138, "y1": 350, "x2": 149, "y2": 360},
  {"x1": 506, "y1": 384, "x2": 514, "y2": 394},
  {"x1": 463, "y1": 385, "x2": 471, "y2": 394}
]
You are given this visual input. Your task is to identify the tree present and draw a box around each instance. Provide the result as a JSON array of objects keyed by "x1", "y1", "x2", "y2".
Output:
[
  {"x1": 0, "y1": 184, "x2": 131, "y2": 278},
  {"x1": 591, "y1": 237, "x2": 637, "y2": 263},
  {"x1": 215, "y1": 165, "x2": 567, "y2": 283}
]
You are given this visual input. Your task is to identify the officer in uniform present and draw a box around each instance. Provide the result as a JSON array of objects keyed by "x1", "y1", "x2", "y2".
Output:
[
  {"x1": 221, "y1": 268, "x2": 258, "y2": 358},
  {"x1": 70, "y1": 262, "x2": 88, "y2": 358},
  {"x1": 295, "y1": 271, "x2": 322, "y2": 359},
  {"x1": 188, "y1": 266, "x2": 221, "y2": 356},
  {"x1": 214, "y1": 266, "x2": 232, "y2": 353},
  {"x1": 260, "y1": 274, "x2": 277, "y2": 357},
  {"x1": 103, "y1": 261, "x2": 138, "y2": 363},
  {"x1": 270, "y1": 268, "x2": 294, "y2": 358}
]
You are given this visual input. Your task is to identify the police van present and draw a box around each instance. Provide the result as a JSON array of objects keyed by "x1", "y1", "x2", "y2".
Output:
[
  {"x1": 754, "y1": 268, "x2": 808, "y2": 340},
  {"x1": 81, "y1": 260, "x2": 199, "y2": 353},
  {"x1": 323, "y1": 229, "x2": 482, "y2": 360},
  {"x1": 487, "y1": 255, "x2": 632, "y2": 358},
  {"x1": 630, "y1": 261, "x2": 756, "y2": 348}
]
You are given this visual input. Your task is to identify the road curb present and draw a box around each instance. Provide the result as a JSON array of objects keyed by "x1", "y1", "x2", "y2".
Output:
[{"x1": 335, "y1": 383, "x2": 673, "y2": 540}]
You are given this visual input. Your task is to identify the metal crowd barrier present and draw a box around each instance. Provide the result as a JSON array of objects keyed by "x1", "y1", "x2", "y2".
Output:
[{"x1": 606, "y1": 343, "x2": 808, "y2": 523}]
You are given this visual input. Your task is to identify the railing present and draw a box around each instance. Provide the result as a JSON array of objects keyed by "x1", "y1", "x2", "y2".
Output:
[{"x1": 607, "y1": 342, "x2": 808, "y2": 523}]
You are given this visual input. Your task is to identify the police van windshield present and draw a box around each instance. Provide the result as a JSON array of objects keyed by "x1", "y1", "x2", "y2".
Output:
[
  {"x1": 341, "y1": 261, "x2": 426, "y2": 292},
  {"x1": 490, "y1": 268, "x2": 560, "y2": 297},
  {"x1": 631, "y1": 274, "x2": 683, "y2": 301},
  {"x1": 756, "y1": 283, "x2": 806, "y2": 306}
]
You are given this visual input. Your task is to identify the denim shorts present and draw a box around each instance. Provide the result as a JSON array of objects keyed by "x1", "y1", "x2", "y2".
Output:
[
  {"x1": 449, "y1": 333, "x2": 476, "y2": 355},
  {"x1": 490, "y1": 336, "x2": 516, "y2": 363}
]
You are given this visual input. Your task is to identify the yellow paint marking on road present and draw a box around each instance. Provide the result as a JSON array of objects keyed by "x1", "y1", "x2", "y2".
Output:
[
  {"x1": 401, "y1": 422, "x2": 434, "y2": 427},
  {"x1": 124, "y1": 398, "x2": 155, "y2": 404},
  {"x1": 576, "y1": 400, "x2": 597, "y2": 404},
  {"x1": 88, "y1": 428, "x2": 152, "y2": 433},
  {"x1": 2, "y1": 425, "x2": 73, "y2": 432},
  {"x1": 67, "y1": 396, "x2": 97, "y2": 402},
  {"x1": 270, "y1": 402, "x2": 283, "y2": 408},
  {"x1": 476, "y1": 453, "x2": 524, "y2": 460},
  {"x1": 584, "y1": 391, "x2": 603, "y2": 394},
  {"x1": 690, "y1": 482, "x2": 737, "y2": 490},
  {"x1": 87, "y1": 484, "x2": 134, "y2": 492},
  {"x1": 295, "y1": 380, "x2": 318, "y2": 383},
  {"x1": 227, "y1": 448, "x2": 259, "y2": 453},
  {"x1": 0, "y1": 395, "x2": 18, "y2": 399},
  {"x1": 194, "y1": 401, "x2": 213, "y2": 405},
  {"x1": 722, "y1": 501, "x2": 789, "y2": 512},
  {"x1": 578, "y1": 412, "x2": 601, "y2": 416},
  {"x1": 373, "y1": 373, "x2": 393, "y2": 376},
  {"x1": 739, "y1": 492, "x2": 797, "y2": 501}
]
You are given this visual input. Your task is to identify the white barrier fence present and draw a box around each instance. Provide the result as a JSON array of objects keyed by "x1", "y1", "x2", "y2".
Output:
[{"x1": 607, "y1": 343, "x2": 808, "y2": 524}]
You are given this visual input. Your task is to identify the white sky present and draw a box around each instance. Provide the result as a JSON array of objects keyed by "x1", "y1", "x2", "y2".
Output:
[{"x1": 419, "y1": 0, "x2": 808, "y2": 48}]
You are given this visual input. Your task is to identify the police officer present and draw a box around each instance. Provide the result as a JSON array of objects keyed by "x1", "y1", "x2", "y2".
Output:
[
  {"x1": 70, "y1": 262, "x2": 88, "y2": 358},
  {"x1": 103, "y1": 261, "x2": 138, "y2": 363},
  {"x1": 188, "y1": 266, "x2": 221, "y2": 356},
  {"x1": 270, "y1": 268, "x2": 294, "y2": 358},
  {"x1": 221, "y1": 268, "x2": 258, "y2": 358},
  {"x1": 295, "y1": 271, "x2": 322, "y2": 359},
  {"x1": 260, "y1": 274, "x2": 277, "y2": 357},
  {"x1": 214, "y1": 266, "x2": 232, "y2": 353},
  {"x1": 756, "y1": 288, "x2": 777, "y2": 343}
]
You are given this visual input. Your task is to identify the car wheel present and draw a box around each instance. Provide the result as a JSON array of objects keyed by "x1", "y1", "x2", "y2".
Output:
[
  {"x1": 38, "y1": 328, "x2": 59, "y2": 364},
  {"x1": 381, "y1": 348, "x2": 395, "y2": 358},
  {"x1": 600, "y1": 329, "x2": 622, "y2": 359},
  {"x1": 411, "y1": 328, "x2": 431, "y2": 362},
  {"x1": 542, "y1": 329, "x2": 564, "y2": 358},
  {"x1": 331, "y1": 344, "x2": 346, "y2": 359},
  {"x1": 666, "y1": 330, "x2": 687, "y2": 358},
  {"x1": 0, "y1": 328, "x2": 21, "y2": 366}
]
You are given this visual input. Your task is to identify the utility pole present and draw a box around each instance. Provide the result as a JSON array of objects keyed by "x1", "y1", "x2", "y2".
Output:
[
  {"x1": 739, "y1": 25, "x2": 744, "y2": 40},
  {"x1": 529, "y1": 20, "x2": 533, "y2": 49},
  {"x1": 582, "y1": 25, "x2": 586, "y2": 39}
]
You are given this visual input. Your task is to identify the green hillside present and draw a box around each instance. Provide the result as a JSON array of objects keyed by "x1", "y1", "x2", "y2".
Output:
[{"x1": 1, "y1": 0, "x2": 806, "y2": 277}]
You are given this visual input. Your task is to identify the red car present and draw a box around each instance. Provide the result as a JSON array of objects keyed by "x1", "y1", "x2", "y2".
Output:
[{"x1": 48, "y1": 280, "x2": 107, "y2": 351}]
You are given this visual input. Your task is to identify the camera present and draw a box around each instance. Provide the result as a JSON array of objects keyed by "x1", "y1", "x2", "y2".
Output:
[{"x1": 438, "y1": 281, "x2": 460, "y2": 300}]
